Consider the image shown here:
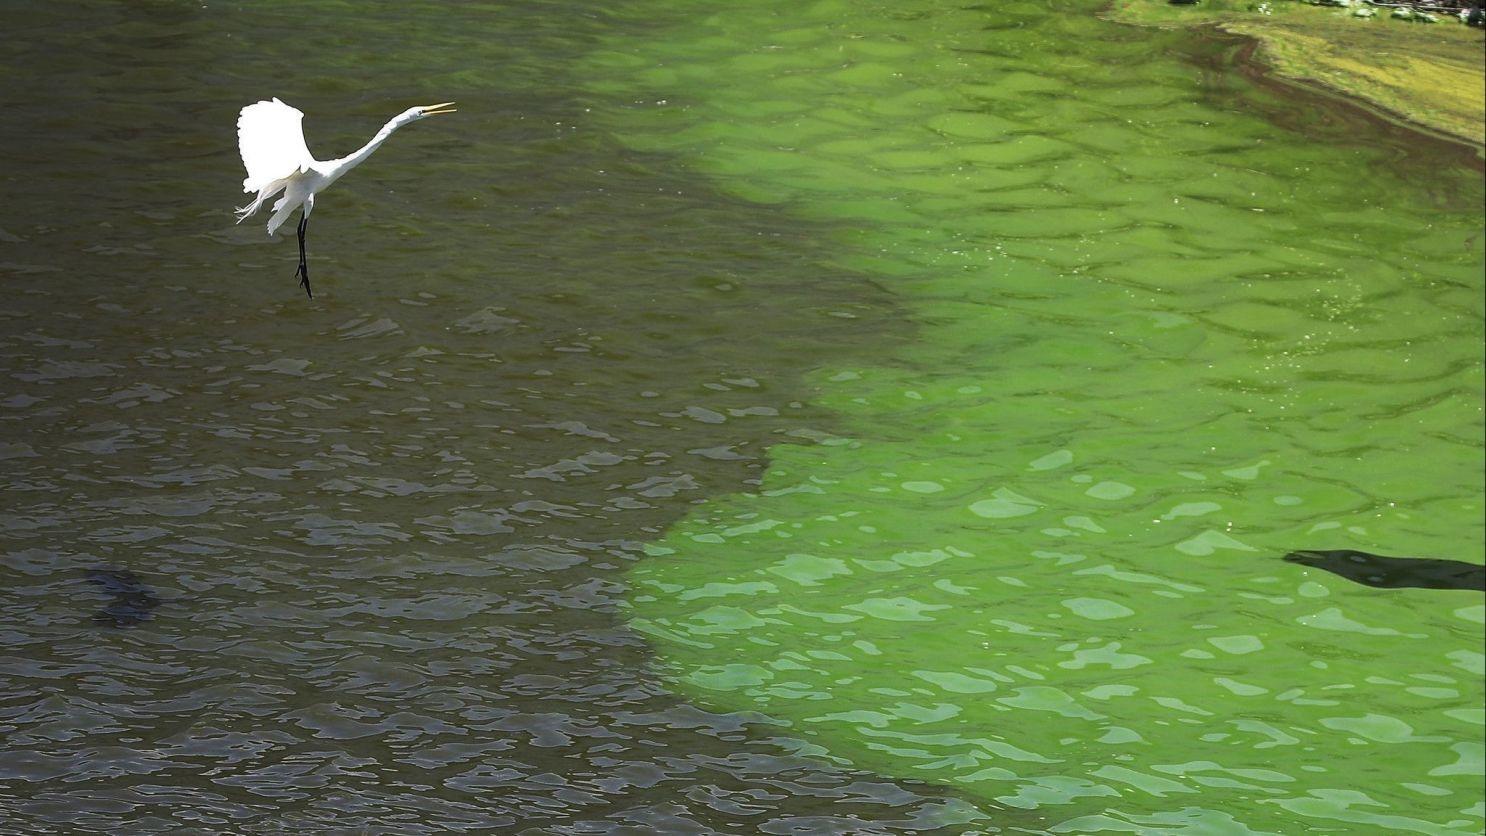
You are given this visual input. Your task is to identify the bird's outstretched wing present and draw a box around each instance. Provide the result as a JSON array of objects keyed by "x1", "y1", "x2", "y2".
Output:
[{"x1": 237, "y1": 98, "x2": 314, "y2": 193}]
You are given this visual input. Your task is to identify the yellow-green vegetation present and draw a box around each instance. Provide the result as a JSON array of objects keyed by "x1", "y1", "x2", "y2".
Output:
[{"x1": 1104, "y1": 0, "x2": 1486, "y2": 148}]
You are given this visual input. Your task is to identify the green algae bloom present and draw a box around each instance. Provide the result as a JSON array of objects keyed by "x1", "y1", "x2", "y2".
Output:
[{"x1": 588, "y1": 0, "x2": 1486, "y2": 830}]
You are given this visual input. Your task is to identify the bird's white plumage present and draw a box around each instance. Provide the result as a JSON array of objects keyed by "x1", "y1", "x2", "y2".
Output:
[
  {"x1": 237, "y1": 98, "x2": 314, "y2": 194},
  {"x1": 232, "y1": 97, "x2": 454, "y2": 298}
]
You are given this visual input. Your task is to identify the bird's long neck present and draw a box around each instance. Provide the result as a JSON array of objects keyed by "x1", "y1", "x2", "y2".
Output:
[{"x1": 324, "y1": 115, "x2": 407, "y2": 183}]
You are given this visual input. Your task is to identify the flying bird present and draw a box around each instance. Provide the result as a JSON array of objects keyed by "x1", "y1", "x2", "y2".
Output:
[{"x1": 234, "y1": 98, "x2": 456, "y2": 298}]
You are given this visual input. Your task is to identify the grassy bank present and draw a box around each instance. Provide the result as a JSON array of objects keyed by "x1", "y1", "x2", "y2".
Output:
[{"x1": 1104, "y1": 0, "x2": 1486, "y2": 149}]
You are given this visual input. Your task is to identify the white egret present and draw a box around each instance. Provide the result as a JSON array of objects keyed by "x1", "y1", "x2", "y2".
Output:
[{"x1": 234, "y1": 98, "x2": 456, "y2": 298}]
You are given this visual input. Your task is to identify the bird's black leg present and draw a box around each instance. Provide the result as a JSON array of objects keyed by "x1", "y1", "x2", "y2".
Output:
[{"x1": 293, "y1": 213, "x2": 312, "y2": 299}]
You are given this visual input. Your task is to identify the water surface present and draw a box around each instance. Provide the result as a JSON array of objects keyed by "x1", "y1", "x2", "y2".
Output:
[
  {"x1": 2, "y1": 0, "x2": 1482, "y2": 833},
  {"x1": 1, "y1": 2, "x2": 971, "y2": 831},
  {"x1": 585, "y1": 0, "x2": 1486, "y2": 832}
]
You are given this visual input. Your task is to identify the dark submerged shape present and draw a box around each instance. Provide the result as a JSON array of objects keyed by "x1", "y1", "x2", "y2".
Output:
[
  {"x1": 1285, "y1": 550, "x2": 1486, "y2": 592},
  {"x1": 86, "y1": 567, "x2": 162, "y2": 627}
]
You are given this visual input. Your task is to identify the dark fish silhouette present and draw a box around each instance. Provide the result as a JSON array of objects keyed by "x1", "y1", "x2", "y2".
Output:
[
  {"x1": 86, "y1": 567, "x2": 162, "y2": 627},
  {"x1": 1285, "y1": 550, "x2": 1485, "y2": 592}
]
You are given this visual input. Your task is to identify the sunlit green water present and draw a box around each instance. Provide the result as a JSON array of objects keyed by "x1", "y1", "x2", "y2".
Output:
[{"x1": 583, "y1": 0, "x2": 1486, "y2": 831}]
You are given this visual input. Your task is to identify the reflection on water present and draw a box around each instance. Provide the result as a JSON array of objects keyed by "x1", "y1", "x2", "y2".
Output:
[{"x1": 1286, "y1": 550, "x2": 1486, "y2": 592}]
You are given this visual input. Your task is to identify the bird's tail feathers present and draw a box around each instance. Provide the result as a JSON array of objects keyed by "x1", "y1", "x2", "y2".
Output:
[
  {"x1": 265, "y1": 197, "x2": 297, "y2": 237},
  {"x1": 235, "y1": 181, "x2": 287, "y2": 226}
]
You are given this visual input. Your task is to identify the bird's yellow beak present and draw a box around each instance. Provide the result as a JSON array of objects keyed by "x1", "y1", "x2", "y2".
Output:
[{"x1": 421, "y1": 102, "x2": 457, "y2": 116}]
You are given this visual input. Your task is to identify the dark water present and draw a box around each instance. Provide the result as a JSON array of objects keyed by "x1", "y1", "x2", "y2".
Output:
[
  {"x1": 1, "y1": 1, "x2": 1482, "y2": 833},
  {"x1": 0, "y1": 3, "x2": 976, "y2": 832}
]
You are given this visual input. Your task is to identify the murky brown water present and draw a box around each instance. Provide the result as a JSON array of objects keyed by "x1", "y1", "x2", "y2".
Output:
[{"x1": 0, "y1": 3, "x2": 982, "y2": 832}]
